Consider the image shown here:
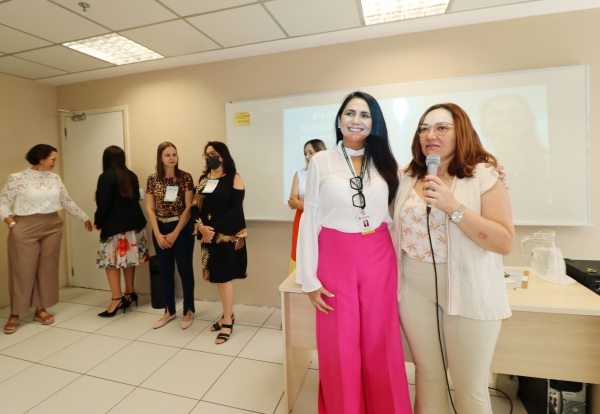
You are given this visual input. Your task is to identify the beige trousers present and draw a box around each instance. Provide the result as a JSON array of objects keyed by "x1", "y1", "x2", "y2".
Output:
[
  {"x1": 8, "y1": 213, "x2": 63, "y2": 315},
  {"x1": 399, "y1": 256, "x2": 502, "y2": 414}
]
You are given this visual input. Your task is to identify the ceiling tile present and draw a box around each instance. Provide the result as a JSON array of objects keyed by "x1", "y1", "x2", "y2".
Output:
[
  {"x1": 0, "y1": 56, "x2": 67, "y2": 80},
  {"x1": 450, "y1": 0, "x2": 534, "y2": 13},
  {"x1": 15, "y1": 45, "x2": 114, "y2": 73},
  {"x1": 0, "y1": 0, "x2": 108, "y2": 43},
  {"x1": 158, "y1": 0, "x2": 258, "y2": 17},
  {"x1": 187, "y1": 4, "x2": 286, "y2": 47},
  {"x1": 121, "y1": 20, "x2": 220, "y2": 57},
  {"x1": 265, "y1": 0, "x2": 361, "y2": 37},
  {"x1": 0, "y1": 24, "x2": 53, "y2": 54},
  {"x1": 53, "y1": 0, "x2": 178, "y2": 31}
]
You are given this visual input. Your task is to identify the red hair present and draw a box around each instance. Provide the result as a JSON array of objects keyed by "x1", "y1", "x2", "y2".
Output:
[{"x1": 405, "y1": 103, "x2": 497, "y2": 178}]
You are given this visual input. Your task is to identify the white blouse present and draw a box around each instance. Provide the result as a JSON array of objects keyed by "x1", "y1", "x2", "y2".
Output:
[
  {"x1": 0, "y1": 168, "x2": 89, "y2": 222},
  {"x1": 297, "y1": 168, "x2": 307, "y2": 200},
  {"x1": 295, "y1": 141, "x2": 393, "y2": 292}
]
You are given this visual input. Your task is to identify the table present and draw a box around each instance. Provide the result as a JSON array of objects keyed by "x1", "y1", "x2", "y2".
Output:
[{"x1": 280, "y1": 268, "x2": 600, "y2": 413}]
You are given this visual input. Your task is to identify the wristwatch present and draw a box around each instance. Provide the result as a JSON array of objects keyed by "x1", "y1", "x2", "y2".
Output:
[
  {"x1": 8, "y1": 221, "x2": 16, "y2": 230},
  {"x1": 449, "y1": 204, "x2": 466, "y2": 223}
]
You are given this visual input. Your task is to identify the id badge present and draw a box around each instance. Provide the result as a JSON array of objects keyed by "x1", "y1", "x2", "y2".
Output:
[
  {"x1": 358, "y1": 214, "x2": 375, "y2": 235},
  {"x1": 164, "y1": 186, "x2": 179, "y2": 202},
  {"x1": 202, "y1": 179, "x2": 219, "y2": 194}
]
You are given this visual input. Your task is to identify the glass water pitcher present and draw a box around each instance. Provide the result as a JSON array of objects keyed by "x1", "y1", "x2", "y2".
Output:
[{"x1": 521, "y1": 229, "x2": 556, "y2": 277}]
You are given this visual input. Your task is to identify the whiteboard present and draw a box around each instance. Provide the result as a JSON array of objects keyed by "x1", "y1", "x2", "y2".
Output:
[{"x1": 226, "y1": 65, "x2": 590, "y2": 226}]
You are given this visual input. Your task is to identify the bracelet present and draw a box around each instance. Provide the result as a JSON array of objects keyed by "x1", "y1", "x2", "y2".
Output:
[
  {"x1": 8, "y1": 221, "x2": 16, "y2": 230},
  {"x1": 195, "y1": 218, "x2": 203, "y2": 227}
]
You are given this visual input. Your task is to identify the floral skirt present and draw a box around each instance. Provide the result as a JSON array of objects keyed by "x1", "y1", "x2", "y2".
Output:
[{"x1": 96, "y1": 228, "x2": 150, "y2": 269}]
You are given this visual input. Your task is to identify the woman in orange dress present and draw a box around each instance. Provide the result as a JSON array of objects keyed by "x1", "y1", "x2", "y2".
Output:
[{"x1": 287, "y1": 139, "x2": 326, "y2": 273}]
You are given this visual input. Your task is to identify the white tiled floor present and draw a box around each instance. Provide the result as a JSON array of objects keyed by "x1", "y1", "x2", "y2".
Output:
[{"x1": 0, "y1": 287, "x2": 528, "y2": 414}]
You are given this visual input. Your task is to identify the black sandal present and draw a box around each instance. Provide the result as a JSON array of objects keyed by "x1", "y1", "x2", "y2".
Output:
[
  {"x1": 216, "y1": 323, "x2": 233, "y2": 344},
  {"x1": 211, "y1": 314, "x2": 235, "y2": 332}
]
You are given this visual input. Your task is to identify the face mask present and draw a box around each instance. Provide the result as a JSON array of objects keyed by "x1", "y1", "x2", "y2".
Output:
[{"x1": 206, "y1": 155, "x2": 222, "y2": 170}]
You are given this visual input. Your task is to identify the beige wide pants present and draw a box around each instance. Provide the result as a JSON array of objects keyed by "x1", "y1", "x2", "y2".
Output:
[
  {"x1": 400, "y1": 256, "x2": 502, "y2": 414},
  {"x1": 8, "y1": 213, "x2": 63, "y2": 315}
]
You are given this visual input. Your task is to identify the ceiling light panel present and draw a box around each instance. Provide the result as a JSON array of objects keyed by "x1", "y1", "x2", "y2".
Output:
[
  {"x1": 361, "y1": 0, "x2": 450, "y2": 25},
  {"x1": 63, "y1": 34, "x2": 164, "y2": 66}
]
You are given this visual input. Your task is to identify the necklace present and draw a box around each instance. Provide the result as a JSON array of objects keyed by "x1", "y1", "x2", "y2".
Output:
[{"x1": 443, "y1": 172, "x2": 450, "y2": 179}]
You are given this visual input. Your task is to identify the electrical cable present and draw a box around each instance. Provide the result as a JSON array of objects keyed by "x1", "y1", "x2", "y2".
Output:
[
  {"x1": 489, "y1": 387, "x2": 514, "y2": 414},
  {"x1": 426, "y1": 208, "x2": 513, "y2": 414},
  {"x1": 426, "y1": 209, "x2": 459, "y2": 414}
]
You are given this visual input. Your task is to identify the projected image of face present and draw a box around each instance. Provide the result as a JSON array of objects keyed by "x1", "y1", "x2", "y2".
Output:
[
  {"x1": 481, "y1": 95, "x2": 535, "y2": 142},
  {"x1": 420, "y1": 108, "x2": 456, "y2": 163},
  {"x1": 338, "y1": 98, "x2": 372, "y2": 148},
  {"x1": 480, "y1": 93, "x2": 553, "y2": 211}
]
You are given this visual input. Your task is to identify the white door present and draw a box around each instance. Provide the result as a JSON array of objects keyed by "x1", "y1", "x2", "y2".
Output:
[{"x1": 63, "y1": 111, "x2": 125, "y2": 289}]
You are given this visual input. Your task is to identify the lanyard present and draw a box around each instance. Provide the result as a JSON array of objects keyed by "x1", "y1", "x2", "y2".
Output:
[
  {"x1": 341, "y1": 144, "x2": 367, "y2": 180},
  {"x1": 341, "y1": 144, "x2": 367, "y2": 214}
]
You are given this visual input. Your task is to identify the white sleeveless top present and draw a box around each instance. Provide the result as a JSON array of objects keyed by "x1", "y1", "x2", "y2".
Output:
[{"x1": 297, "y1": 169, "x2": 308, "y2": 200}]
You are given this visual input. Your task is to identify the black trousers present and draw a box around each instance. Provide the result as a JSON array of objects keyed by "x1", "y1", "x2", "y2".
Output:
[{"x1": 152, "y1": 219, "x2": 195, "y2": 315}]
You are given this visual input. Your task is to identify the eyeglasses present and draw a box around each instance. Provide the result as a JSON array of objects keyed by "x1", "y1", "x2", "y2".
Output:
[
  {"x1": 418, "y1": 122, "x2": 454, "y2": 137},
  {"x1": 203, "y1": 151, "x2": 219, "y2": 159},
  {"x1": 350, "y1": 177, "x2": 366, "y2": 209}
]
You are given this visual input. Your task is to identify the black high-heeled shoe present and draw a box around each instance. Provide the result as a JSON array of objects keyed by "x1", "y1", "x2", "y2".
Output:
[
  {"x1": 98, "y1": 297, "x2": 126, "y2": 317},
  {"x1": 123, "y1": 292, "x2": 138, "y2": 307}
]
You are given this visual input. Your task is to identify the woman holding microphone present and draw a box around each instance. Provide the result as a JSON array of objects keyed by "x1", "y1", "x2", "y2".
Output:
[{"x1": 393, "y1": 103, "x2": 514, "y2": 414}]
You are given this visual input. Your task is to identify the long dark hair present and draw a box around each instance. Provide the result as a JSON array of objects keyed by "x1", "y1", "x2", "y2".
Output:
[
  {"x1": 335, "y1": 91, "x2": 399, "y2": 204},
  {"x1": 202, "y1": 141, "x2": 236, "y2": 176},
  {"x1": 406, "y1": 103, "x2": 497, "y2": 179},
  {"x1": 156, "y1": 141, "x2": 181, "y2": 181},
  {"x1": 102, "y1": 146, "x2": 134, "y2": 198}
]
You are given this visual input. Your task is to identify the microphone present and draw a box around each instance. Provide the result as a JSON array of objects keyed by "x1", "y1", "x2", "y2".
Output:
[{"x1": 425, "y1": 154, "x2": 440, "y2": 213}]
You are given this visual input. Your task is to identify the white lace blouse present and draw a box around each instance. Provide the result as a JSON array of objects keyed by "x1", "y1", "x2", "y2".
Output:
[{"x1": 0, "y1": 168, "x2": 89, "y2": 222}]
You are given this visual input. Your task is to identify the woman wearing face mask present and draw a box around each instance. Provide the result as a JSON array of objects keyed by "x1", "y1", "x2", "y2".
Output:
[
  {"x1": 193, "y1": 141, "x2": 247, "y2": 344},
  {"x1": 287, "y1": 139, "x2": 327, "y2": 273},
  {"x1": 296, "y1": 92, "x2": 412, "y2": 413},
  {"x1": 146, "y1": 142, "x2": 195, "y2": 330}
]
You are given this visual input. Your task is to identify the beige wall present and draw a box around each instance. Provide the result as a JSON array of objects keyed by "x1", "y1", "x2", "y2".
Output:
[
  {"x1": 54, "y1": 9, "x2": 600, "y2": 307},
  {"x1": 0, "y1": 73, "x2": 62, "y2": 309}
]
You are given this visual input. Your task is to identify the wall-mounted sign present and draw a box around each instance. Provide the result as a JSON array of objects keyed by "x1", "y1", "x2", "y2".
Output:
[{"x1": 234, "y1": 112, "x2": 251, "y2": 126}]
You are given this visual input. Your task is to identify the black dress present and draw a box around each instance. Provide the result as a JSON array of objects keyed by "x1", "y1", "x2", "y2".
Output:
[{"x1": 192, "y1": 173, "x2": 247, "y2": 283}]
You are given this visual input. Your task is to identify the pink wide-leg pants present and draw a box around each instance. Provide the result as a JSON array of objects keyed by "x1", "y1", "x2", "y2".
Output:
[{"x1": 316, "y1": 224, "x2": 413, "y2": 414}]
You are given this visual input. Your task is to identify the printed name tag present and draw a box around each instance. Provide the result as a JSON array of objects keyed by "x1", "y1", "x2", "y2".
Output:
[
  {"x1": 164, "y1": 186, "x2": 179, "y2": 202},
  {"x1": 202, "y1": 179, "x2": 219, "y2": 194},
  {"x1": 358, "y1": 214, "x2": 375, "y2": 235}
]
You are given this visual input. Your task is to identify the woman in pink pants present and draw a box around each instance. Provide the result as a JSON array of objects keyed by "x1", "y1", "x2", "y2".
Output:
[{"x1": 296, "y1": 91, "x2": 412, "y2": 414}]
